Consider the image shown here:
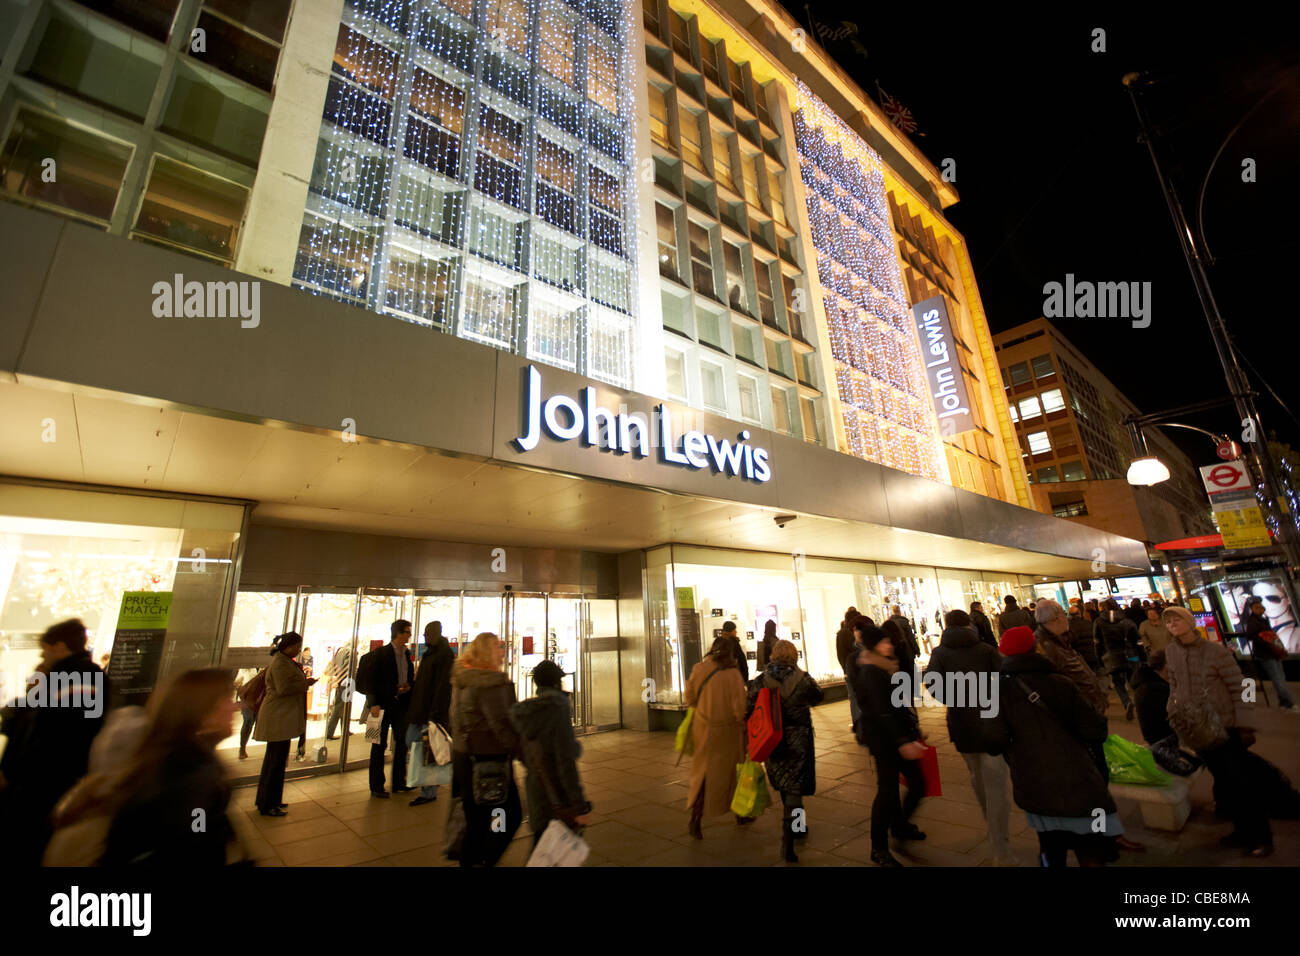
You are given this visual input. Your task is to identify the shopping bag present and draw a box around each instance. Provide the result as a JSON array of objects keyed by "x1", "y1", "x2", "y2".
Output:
[
  {"x1": 746, "y1": 685, "x2": 783, "y2": 762},
  {"x1": 428, "y1": 721, "x2": 453, "y2": 765},
  {"x1": 407, "y1": 740, "x2": 435, "y2": 787},
  {"x1": 729, "y1": 758, "x2": 771, "y2": 817},
  {"x1": 364, "y1": 709, "x2": 384, "y2": 747},
  {"x1": 1103, "y1": 734, "x2": 1172, "y2": 786},
  {"x1": 901, "y1": 743, "x2": 942, "y2": 797},
  {"x1": 443, "y1": 800, "x2": 467, "y2": 860},
  {"x1": 674, "y1": 707, "x2": 696, "y2": 764},
  {"x1": 526, "y1": 819, "x2": 591, "y2": 867}
]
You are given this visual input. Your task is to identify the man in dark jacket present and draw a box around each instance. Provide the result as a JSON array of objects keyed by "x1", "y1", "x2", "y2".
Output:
[
  {"x1": 720, "y1": 620, "x2": 749, "y2": 683},
  {"x1": 1245, "y1": 599, "x2": 1296, "y2": 709},
  {"x1": 406, "y1": 621, "x2": 455, "y2": 805},
  {"x1": 0, "y1": 618, "x2": 108, "y2": 865},
  {"x1": 1130, "y1": 650, "x2": 1202, "y2": 776},
  {"x1": 1094, "y1": 601, "x2": 1141, "y2": 720},
  {"x1": 1068, "y1": 604, "x2": 1102, "y2": 672},
  {"x1": 996, "y1": 595, "x2": 1034, "y2": 636},
  {"x1": 969, "y1": 602, "x2": 997, "y2": 649},
  {"x1": 368, "y1": 619, "x2": 414, "y2": 797},
  {"x1": 924, "y1": 610, "x2": 1014, "y2": 864},
  {"x1": 509, "y1": 660, "x2": 590, "y2": 849}
]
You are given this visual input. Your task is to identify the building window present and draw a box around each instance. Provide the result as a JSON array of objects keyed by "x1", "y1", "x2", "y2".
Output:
[
  {"x1": 665, "y1": 347, "x2": 687, "y2": 399},
  {"x1": 1008, "y1": 362, "x2": 1031, "y2": 386},
  {"x1": 656, "y1": 202, "x2": 679, "y2": 279},
  {"x1": 1026, "y1": 430, "x2": 1051, "y2": 455},
  {"x1": 737, "y1": 373, "x2": 760, "y2": 421},
  {"x1": 711, "y1": 131, "x2": 735, "y2": 191},
  {"x1": 461, "y1": 275, "x2": 518, "y2": 347},
  {"x1": 533, "y1": 229, "x2": 580, "y2": 292},
  {"x1": 1052, "y1": 498, "x2": 1089, "y2": 518},
  {"x1": 132, "y1": 157, "x2": 248, "y2": 265},
  {"x1": 1031, "y1": 354, "x2": 1055, "y2": 380},
  {"x1": 1018, "y1": 396, "x2": 1042, "y2": 421},
  {"x1": 384, "y1": 246, "x2": 456, "y2": 326},
  {"x1": 536, "y1": 137, "x2": 577, "y2": 232},
  {"x1": 740, "y1": 151, "x2": 761, "y2": 207},
  {"x1": 1062, "y1": 460, "x2": 1086, "y2": 481},
  {"x1": 483, "y1": 0, "x2": 530, "y2": 58},
  {"x1": 587, "y1": 38, "x2": 618, "y2": 114},
  {"x1": 800, "y1": 396, "x2": 821, "y2": 443},
  {"x1": 765, "y1": 167, "x2": 785, "y2": 226},
  {"x1": 662, "y1": 289, "x2": 690, "y2": 336},
  {"x1": 1007, "y1": 403, "x2": 1019, "y2": 423},
  {"x1": 1041, "y1": 387, "x2": 1066, "y2": 414},
  {"x1": 0, "y1": 109, "x2": 131, "y2": 226},
  {"x1": 722, "y1": 242, "x2": 749, "y2": 313},
  {"x1": 696, "y1": 305, "x2": 724, "y2": 350},
  {"x1": 755, "y1": 259, "x2": 776, "y2": 325},
  {"x1": 648, "y1": 84, "x2": 672, "y2": 150},
  {"x1": 732, "y1": 320, "x2": 757, "y2": 363},
  {"x1": 688, "y1": 221, "x2": 715, "y2": 298},
  {"x1": 678, "y1": 107, "x2": 703, "y2": 169},
  {"x1": 765, "y1": 337, "x2": 793, "y2": 379},
  {"x1": 700, "y1": 360, "x2": 726, "y2": 410},
  {"x1": 539, "y1": 0, "x2": 577, "y2": 85},
  {"x1": 1037, "y1": 465, "x2": 1060, "y2": 483},
  {"x1": 771, "y1": 384, "x2": 794, "y2": 435}
]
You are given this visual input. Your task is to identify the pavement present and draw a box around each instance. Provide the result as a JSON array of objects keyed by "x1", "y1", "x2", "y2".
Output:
[{"x1": 229, "y1": 691, "x2": 1300, "y2": 866}]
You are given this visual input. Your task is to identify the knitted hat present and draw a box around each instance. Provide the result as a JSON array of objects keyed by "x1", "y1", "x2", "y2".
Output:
[
  {"x1": 532, "y1": 659, "x2": 566, "y2": 690},
  {"x1": 1161, "y1": 605, "x2": 1196, "y2": 632},
  {"x1": 999, "y1": 625, "x2": 1036, "y2": 656}
]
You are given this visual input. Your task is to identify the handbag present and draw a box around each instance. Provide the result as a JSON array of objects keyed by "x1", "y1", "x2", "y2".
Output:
[
  {"x1": 237, "y1": 669, "x2": 268, "y2": 715},
  {"x1": 526, "y1": 819, "x2": 591, "y2": 867},
  {"x1": 1168, "y1": 689, "x2": 1229, "y2": 753},
  {"x1": 1260, "y1": 629, "x2": 1288, "y2": 661},
  {"x1": 674, "y1": 664, "x2": 722, "y2": 764},
  {"x1": 470, "y1": 756, "x2": 510, "y2": 805},
  {"x1": 427, "y1": 721, "x2": 453, "y2": 765}
]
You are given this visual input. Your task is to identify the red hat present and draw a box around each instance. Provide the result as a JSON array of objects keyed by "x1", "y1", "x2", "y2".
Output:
[{"x1": 999, "y1": 625, "x2": 1036, "y2": 656}]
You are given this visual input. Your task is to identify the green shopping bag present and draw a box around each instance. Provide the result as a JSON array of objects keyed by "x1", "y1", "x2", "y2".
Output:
[
  {"x1": 730, "y1": 758, "x2": 771, "y2": 817},
  {"x1": 1103, "y1": 734, "x2": 1172, "y2": 786},
  {"x1": 674, "y1": 708, "x2": 696, "y2": 764}
]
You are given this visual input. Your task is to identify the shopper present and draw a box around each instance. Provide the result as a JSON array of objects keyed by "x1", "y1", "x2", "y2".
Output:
[
  {"x1": 1244, "y1": 598, "x2": 1296, "y2": 710},
  {"x1": 406, "y1": 621, "x2": 455, "y2": 806},
  {"x1": 1125, "y1": 597, "x2": 1147, "y2": 629},
  {"x1": 997, "y1": 595, "x2": 1034, "y2": 636},
  {"x1": 924, "y1": 610, "x2": 1015, "y2": 865},
  {"x1": 322, "y1": 641, "x2": 354, "y2": 741},
  {"x1": 756, "y1": 619, "x2": 779, "y2": 673},
  {"x1": 720, "y1": 620, "x2": 749, "y2": 683},
  {"x1": 969, "y1": 601, "x2": 997, "y2": 649},
  {"x1": 369, "y1": 619, "x2": 415, "y2": 798},
  {"x1": 746, "y1": 639, "x2": 823, "y2": 863},
  {"x1": 0, "y1": 618, "x2": 108, "y2": 865},
  {"x1": 235, "y1": 671, "x2": 258, "y2": 760},
  {"x1": 1139, "y1": 607, "x2": 1172, "y2": 658},
  {"x1": 1068, "y1": 603, "x2": 1102, "y2": 672},
  {"x1": 252, "y1": 632, "x2": 315, "y2": 816},
  {"x1": 451, "y1": 632, "x2": 521, "y2": 867},
  {"x1": 684, "y1": 636, "x2": 748, "y2": 839},
  {"x1": 993, "y1": 625, "x2": 1122, "y2": 866},
  {"x1": 509, "y1": 660, "x2": 591, "y2": 848},
  {"x1": 850, "y1": 619, "x2": 927, "y2": 867},
  {"x1": 1095, "y1": 600, "x2": 1141, "y2": 720},
  {"x1": 1034, "y1": 599, "x2": 1107, "y2": 715},
  {"x1": 882, "y1": 615, "x2": 919, "y2": 704},
  {"x1": 1130, "y1": 650, "x2": 1202, "y2": 776},
  {"x1": 837, "y1": 608, "x2": 862, "y2": 730},
  {"x1": 1162, "y1": 605, "x2": 1272, "y2": 856}
]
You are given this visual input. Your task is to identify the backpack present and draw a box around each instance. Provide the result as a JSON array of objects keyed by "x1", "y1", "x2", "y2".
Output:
[
  {"x1": 237, "y1": 669, "x2": 268, "y2": 714},
  {"x1": 354, "y1": 649, "x2": 377, "y2": 697}
]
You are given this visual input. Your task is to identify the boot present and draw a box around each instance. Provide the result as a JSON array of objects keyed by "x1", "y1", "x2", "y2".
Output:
[
  {"x1": 688, "y1": 809, "x2": 703, "y2": 840},
  {"x1": 781, "y1": 815, "x2": 798, "y2": 863}
]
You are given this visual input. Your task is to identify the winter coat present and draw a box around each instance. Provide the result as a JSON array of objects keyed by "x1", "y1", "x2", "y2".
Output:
[
  {"x1": 409, "y1": 636, "x2": 454, "y2": 727},
  {"x1": 1068, "y1": 616, "x2": 1101, "y2": 669},
  {"x1": 836, "y1": 624, "x2": 857, "y2": 673},
  {"x1": 683, "y1": 656, "x2": 747, "y2": 816},
  {"x1": 726, "y1": 634, "x2": 750, "y2": 684},
  {"x1": 923, "y1": 625, "x2": 1002, "y2": 753},
  {"x1": 990, "y1": 653, "x2": 1116, "y2": 818},
  {"x1": 1035, "y1": 625, "x2": 1108, "y2": 715},
  {"x1": 1139, "y1": 620, "x2": 1171, "y2": 656},
  {"x1": 1245, "y1": 612, "x2": 1281, "y2": 661},
  {"x1": 451, "y1": 664, "x2": 519, "y2": 755},
  {"x1": 970, "y1": 610, "x2": 997, "y2": 649},
  {"x1": 253, "y1": 651, "x2": 311, "y2": 742},
  {"x1": 509, "y1": 687, "x2": 589, "y2": 826},
  {"x1": 745, "y1": 662, "x2": 822, "y2": 795},
  {"x1": 997, "y1": 605, "x2": 1034, "y2": 636},
  {"x1": 850, "y1": 650, "x2": 919, "y2": 758},
  {"x1": 1094, "y1": 614, "x2": 1141, "y2": 672},
  {"x1": 101, "y1": 740, "x2": 236, "y2": 866},
  {"x1": 888, "y1": 614, "x2": 921, "y2": 659},
  {"x1": 1129, "y1": 664, "x2": 1173, "y2": 744},
  {"x1": 756, "y1": 634, "x2": 778, "y2": 673},
  {"x1": 1164, "y1": 634, "x2": 1249, "y2": 732}
]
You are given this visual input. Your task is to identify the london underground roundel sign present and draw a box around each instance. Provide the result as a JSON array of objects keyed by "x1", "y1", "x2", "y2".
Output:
[{"x1": 1199, "y1": 460, "x2": 1251, "y2": 494}]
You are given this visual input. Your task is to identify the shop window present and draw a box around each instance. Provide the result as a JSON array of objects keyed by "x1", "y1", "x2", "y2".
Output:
[
  {"x1": 688, "y1": 220, "x2": 716, "y2": 298},
  {"x1": 1031, "y1": 353, "x2": 1055, "y2": 380},
  {"x1": 722, "y1": 241, "x2": 749, "y2": 314},
  {"x1": 1018, "y1": 396, "x2": 1042, "y2": 421},
  {"x1": 656, "y1": 202, "x2": 680, "y2": 280},
  {"x1": 665, "y1": 347, "x2": 687, "y2": 399},
  {"x1": 0, "y1": 109, "x2": 131, "y2": 225},
  {"x1": 696, "y1": 305, "x2": 724, "y2": 350},
  {"x1": 700, "y1": 360, "x2": 726, "y2": 411},
  {"x1": 1026, "y1": 430, "x2": 1051, "y2": 455},
  {"x1": 539, "y1": 0, "x2": 577, "y2": 85},
  {"x1": 1062, "y1": 460, "x2": 1086, "y2": 481},
  {"x1": 132, "y1": 157, "x2": 248, "y2": 265},
  {"x1": 1007, "y1": 361, "x2": 1031, "y2": 386}
]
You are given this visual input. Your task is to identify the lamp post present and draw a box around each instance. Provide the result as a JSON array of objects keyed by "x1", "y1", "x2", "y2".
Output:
[{"x1": 1121, "y1": 72, "x2": 1300, "y2": 571}]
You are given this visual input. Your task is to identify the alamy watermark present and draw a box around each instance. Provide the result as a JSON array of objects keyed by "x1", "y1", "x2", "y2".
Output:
[
  {"x1": 3, "y1": 670, "x2": 105, "y2": 718},
  {"x1": 889, "y1": 666, "x2": 1000, "y2": 717},
  {"x1": 1043, "y1": 274, "x2": 1151, "y2": 329},
  {"x1": 151, "y1": 273, "x2": 260, "y2": 328}
]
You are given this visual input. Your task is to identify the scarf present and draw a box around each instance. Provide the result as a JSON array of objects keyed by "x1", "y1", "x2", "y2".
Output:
[{"x1": 862, "y1": 648, "x2": 898, "y2": 674}]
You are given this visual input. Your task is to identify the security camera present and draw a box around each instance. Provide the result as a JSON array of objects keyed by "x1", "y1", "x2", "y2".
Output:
[{"x1": 774, "y1": 514, "x2": 797, "y2": 529}]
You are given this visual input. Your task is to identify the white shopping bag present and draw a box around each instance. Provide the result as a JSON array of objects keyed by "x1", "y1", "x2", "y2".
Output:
[
  {"x1": 526, "y1": 819, "x2": 590, "y2": 867},
  {"x1": 427, "y1": 721, "x2": 453, "y2": 765},
  {"x1": 364, "y1": 709, "x2": 384, "y2": 746}
]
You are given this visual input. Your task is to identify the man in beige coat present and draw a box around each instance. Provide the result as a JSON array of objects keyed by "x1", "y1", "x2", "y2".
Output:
[{"x1": 684, "y1": 636, "x2": 747, "y2": 839}]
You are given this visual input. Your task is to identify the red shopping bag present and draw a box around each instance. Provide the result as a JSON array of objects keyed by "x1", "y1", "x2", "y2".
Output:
[
  {"x1": 900, "y1": 743, "x2": 942, "y2": 797},
  {"x1": 747, "y1": 686, "x2": 783, "y2": 761}
]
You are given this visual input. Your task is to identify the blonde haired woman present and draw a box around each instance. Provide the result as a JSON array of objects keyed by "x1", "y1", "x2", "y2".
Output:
[{"x1": 450, "y1": 632, "x2": 521, "y2": 866}]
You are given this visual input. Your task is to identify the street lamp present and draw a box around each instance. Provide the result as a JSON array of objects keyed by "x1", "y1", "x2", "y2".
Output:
[{"x1": 1126, "y1": 457, "x2": 1171, "y2": 486}]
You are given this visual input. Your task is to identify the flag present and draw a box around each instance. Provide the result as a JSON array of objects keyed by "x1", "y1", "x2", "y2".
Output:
[{"x1": 876, "y1": 81, "x2": 921, "y2": 136}]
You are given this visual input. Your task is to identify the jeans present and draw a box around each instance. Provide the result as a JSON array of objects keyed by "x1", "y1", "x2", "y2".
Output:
[
  {"x1": 404, "y1": 723, "x2": 438, "y2": 799},
  {"x1": 239, "y1": 707, "x2": 256, "y2": 752},
  {"x1": 1257, "y1": 657, "x2": 1296, "y2": 708},
  {"x1": 847, "y1": 689, "x2": 862, "y2": 729},
  {"x1": 369, "y1": 703, "x2": 408, "y2": 793},
  {"x1": 961, "y1": 752, "x2": 1012, "y2": 860},
  {"x1": 255, "y1": 740, "x2": 290, "y2": 811},
  {"x1": 325, "y1": 685, "x2": 347, "y2": 739},
  {"x1": 870, "y1": 749, "x2": 925, "y2": 852},
  {"x1": 1110, "y1": 667, "x2": 1133, "y2": 710}
]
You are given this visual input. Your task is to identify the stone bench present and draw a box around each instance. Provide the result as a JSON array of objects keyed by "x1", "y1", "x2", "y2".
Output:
[{"x1": 1110, "y1": 776, "x2": 1192, "y2": 832}]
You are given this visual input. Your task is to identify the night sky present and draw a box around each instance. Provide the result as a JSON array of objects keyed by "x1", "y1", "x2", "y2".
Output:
[{"x1": 781, "y1": 3, "x2": 1300, "y2": 464}]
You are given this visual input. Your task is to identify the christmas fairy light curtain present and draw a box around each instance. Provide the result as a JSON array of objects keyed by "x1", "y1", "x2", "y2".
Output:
[
  {"x1": 292, "y1": 0, "x2": 639, "y2": 388},
  {"x1": 792, "y1": 82, "x2": 949, "y2": 484}
]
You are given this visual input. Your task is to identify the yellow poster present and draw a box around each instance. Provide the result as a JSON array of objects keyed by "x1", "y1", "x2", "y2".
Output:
[{"x1": 1215, "y1": 506, "x2": 1272, "y2": 549}]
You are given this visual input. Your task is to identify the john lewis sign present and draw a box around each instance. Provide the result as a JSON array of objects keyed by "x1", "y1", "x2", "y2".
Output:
[
  {"x1": 912, "y1": 295, "x2": 974, "y2": 436},
  {"x1": 513, "y1": 365, "x2": 772, "y2": 482}
]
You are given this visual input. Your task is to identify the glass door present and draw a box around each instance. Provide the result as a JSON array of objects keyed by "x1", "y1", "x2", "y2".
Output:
[
  {"x1": 413, "y1": 590, "x2": 461, "y2": 658},
  {"x1": 507, "y1": 591, "x2": 549, "y2": 702},
  {"x1": 548, "y1": 594, "x2": 584, "y2": 726},
  {"x1": 293, "y1": 587, "x2": 363, "y2": 772},
  {"x1": 347, "y1": 588, "x2": 411, "y2": 769},
  {"x1": 461, "y1": 591, "x2": 507, "y2": 658}
]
